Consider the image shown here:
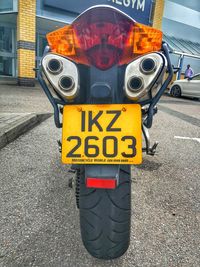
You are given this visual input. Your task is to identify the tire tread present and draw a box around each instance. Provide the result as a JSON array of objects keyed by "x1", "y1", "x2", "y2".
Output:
[{"x1": 79, "y1": 166, "x2": 131, "y2": 259}]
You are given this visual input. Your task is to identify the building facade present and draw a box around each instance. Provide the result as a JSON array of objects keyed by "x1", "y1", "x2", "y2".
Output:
[
  {"x1": 0, "y1": 0, "x2": 199, "y2": 86},
  {"x1": 162, "y1": 0, "x2": 200, "y2": 79}
]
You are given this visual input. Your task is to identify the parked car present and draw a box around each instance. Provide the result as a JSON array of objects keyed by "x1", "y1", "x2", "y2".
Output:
[{"x1": 169, "y1": 73, "x2": 200, "y2": 99}]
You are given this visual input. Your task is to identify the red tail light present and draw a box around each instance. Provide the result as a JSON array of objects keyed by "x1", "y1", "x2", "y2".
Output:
[{"x1": 47, "y1": 6, "x2": 162, "y2": 70}]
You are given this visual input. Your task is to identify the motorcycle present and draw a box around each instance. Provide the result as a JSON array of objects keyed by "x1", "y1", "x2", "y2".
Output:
[{"x1": 38, "y1": 5, "x2": 173, "y2": 260}]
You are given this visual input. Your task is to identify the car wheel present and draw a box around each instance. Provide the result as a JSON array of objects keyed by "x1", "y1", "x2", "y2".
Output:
[{"x1": 171, "y1": 85, "x2": 181, "y2": 97}]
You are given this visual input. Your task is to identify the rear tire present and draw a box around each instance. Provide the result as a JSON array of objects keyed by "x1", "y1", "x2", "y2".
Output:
[
  {"x1": 171, "y1": 85, "x2": 181, "y2": 97},
  {"x1": 79, "y1": 165, "x2": 131, "y2": 259}
]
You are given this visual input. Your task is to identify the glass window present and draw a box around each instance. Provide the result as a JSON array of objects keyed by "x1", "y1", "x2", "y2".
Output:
[
  {"x1": 192, "y1": 75, "x2": 200, "y2": 81},
  {"x1": 0, "y1": 26, "x2": 13, "y2": 53},
  {"x1": 0, "y1": 25, "x2": 16, "y2": 77},
  {"x1": 0, "y1": 0, "x2": 13, "y2": 12},
  {"x1": 38, "y1": 34, "x2": 48, "y2": 57},
  {"x1": 36, "y1": 33, "x2": 48, "y2": 75},
  {"x1": 0, "y1": 56, "x2": 13, "y2": 76}
]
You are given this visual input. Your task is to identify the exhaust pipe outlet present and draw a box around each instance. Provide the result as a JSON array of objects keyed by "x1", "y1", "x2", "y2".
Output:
[
  {"x1": 140, "y1": 58, "x2": 157, "y2": 74},
  {"x1": 47, "y1": 58, "x2": 63, "y2": 74},
  {"x1": 128, "y1": 76, "x2": 144, "y2": 92},
  {"x1": 59, "y1": 76, "x2": 75, "y2": 91}
]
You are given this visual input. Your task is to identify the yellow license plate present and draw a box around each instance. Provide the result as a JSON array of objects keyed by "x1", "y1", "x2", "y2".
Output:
[{"x1": 62, "y1": 104, "x2": 142, "y2": 164}]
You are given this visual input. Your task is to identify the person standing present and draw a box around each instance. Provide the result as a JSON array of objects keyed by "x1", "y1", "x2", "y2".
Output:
[{"x1": 184, "y1": 64, "x2": 194, "y2": 78}]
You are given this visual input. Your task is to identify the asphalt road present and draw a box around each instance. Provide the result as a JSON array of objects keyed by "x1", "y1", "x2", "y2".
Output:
[{"x1": 0, "y1": 96, "x2": 200, "y2": 267}]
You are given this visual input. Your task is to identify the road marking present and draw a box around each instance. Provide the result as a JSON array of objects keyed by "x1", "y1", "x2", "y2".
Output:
[{"x1": 174, "y1": 136, "x2": 200, "y2": 143}]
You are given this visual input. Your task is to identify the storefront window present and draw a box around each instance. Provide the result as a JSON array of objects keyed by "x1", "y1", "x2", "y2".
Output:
[
  {"x1": 38, "y1": 34, "x2": 48, "y2": 57},
  {"x1": 0, "y1": 0, "x2": 13, "y2": 12},
  {"x1": 0, "y1": 26, "x2": 16, "y2": 76},
  {"x1": 0, "y1": 56, "x2": 13, "y2": 76},
  {"x1": 36, "y1": 33, "x2": 48, "y2": 73},
  {"x1": 0, "y1": 27, "x2": 13, "y2": 53}
]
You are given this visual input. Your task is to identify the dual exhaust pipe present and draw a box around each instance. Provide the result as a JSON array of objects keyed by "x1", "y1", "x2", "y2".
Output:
[
  {"x1": 42, "y1": 52, "x2": 166, "y2": 102},
  {"x1": 41, "y1": 54, "x2": 79, "y2": 100},
  {"x1": 125, "y1": 53, "x2": 167, "y2": 101},
  {"x1": 47, "y1": 58, "x2": 75, "y2": 92},
  {"x1": 127, "y1": 58, "x2": 157, "y2": 91}
]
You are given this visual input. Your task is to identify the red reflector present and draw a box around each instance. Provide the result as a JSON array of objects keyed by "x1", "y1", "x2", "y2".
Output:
[{"x1": 86, "y1": 178, "x2": 116, "y2": 189}]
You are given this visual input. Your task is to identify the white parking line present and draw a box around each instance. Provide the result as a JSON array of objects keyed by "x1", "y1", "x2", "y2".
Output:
[{"x1": 174, "y1": 136, "x2": 200, "y2": 143}]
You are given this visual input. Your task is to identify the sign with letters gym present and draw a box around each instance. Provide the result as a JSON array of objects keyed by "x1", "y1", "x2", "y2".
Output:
[{"x1": 44, "y1": 0, "x2": 154, "y2": 25}]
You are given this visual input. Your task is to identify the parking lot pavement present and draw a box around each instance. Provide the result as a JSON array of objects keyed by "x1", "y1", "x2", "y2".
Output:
[
  {"x1": 0, "y1": 113, "x2": 52, "y2": 149},
  {"x1": 0, "y1": 84, "x2": 52, "y2": 114},
  {"x1": 159, "y1": 95, "x2": 200, "y2": 120},
  {"x1": 0, "y1": 85, "x2": 53, "y2": 149},
  {"x1": 0, "y1": 102, "x2": 199, "y2": 266}
]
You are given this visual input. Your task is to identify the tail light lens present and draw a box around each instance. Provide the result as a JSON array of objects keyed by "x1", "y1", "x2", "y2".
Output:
[{"x1": 47, "y1": 6, "x2": 162, "y2": 70}]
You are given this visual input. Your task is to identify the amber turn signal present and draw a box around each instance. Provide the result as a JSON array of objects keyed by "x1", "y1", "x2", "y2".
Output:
[
  {"x1": 132, "y1": 23, "x2": 163, "y2": 55},
  {"x1": 47, "y1": 25, "x2": 78, "y2": 57}
]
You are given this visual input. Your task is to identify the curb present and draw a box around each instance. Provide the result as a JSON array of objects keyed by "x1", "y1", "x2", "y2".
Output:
[{"x1": 0, "y1": 113, "x2": 52, "y2": 149}]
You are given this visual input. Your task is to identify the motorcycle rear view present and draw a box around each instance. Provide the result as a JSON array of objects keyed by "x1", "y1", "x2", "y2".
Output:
[{"x1": 38, "y1": 5, "x2": 173, "y2": 259}]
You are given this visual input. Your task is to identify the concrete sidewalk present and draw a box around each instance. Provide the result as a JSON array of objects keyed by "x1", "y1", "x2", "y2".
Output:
[{"x1": 0, "y1": 84, "x2": 53, "y2": 149}]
